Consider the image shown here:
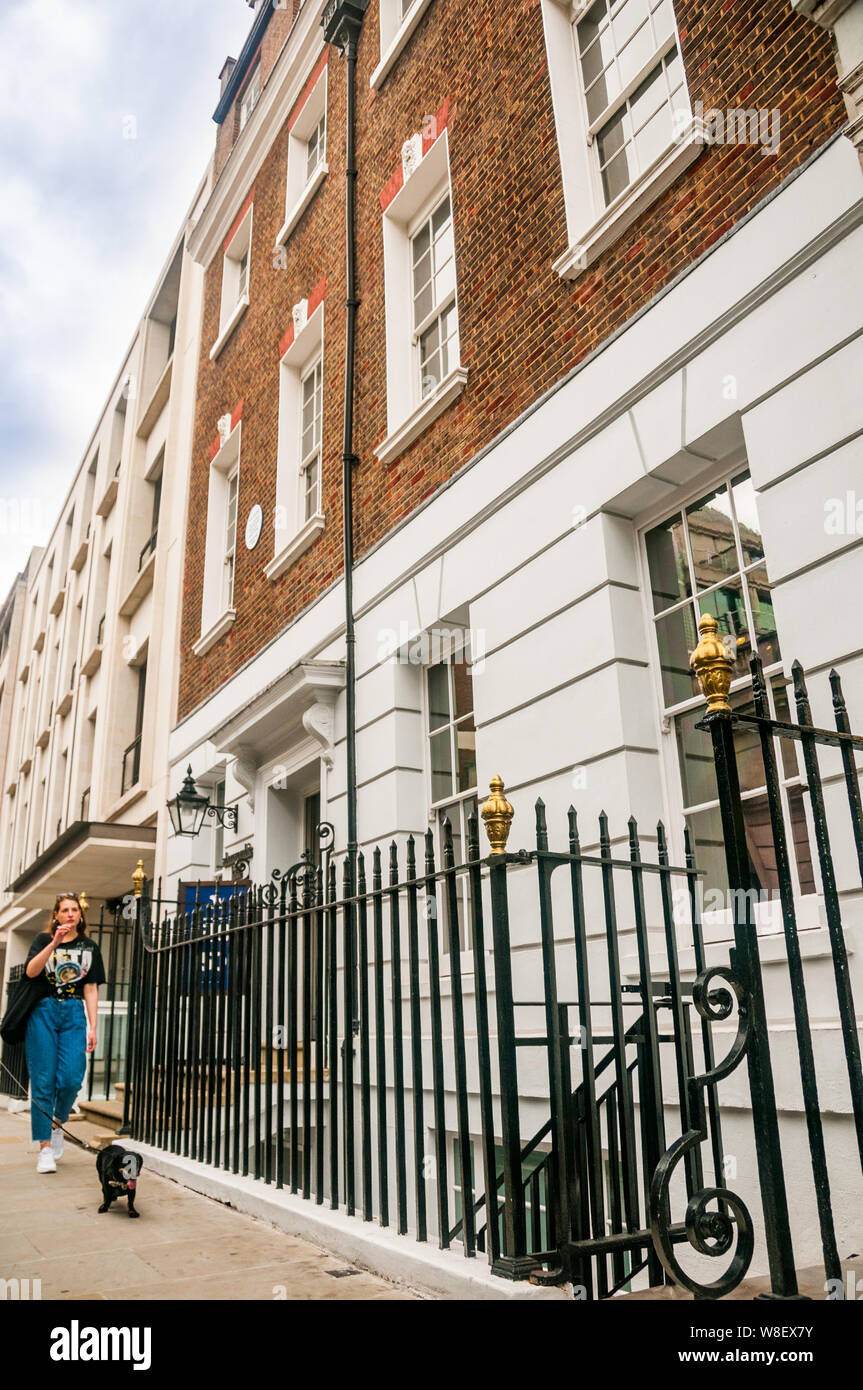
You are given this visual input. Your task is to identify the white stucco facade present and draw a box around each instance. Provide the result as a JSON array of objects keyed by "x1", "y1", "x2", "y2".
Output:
[{"x1": 0, "y1": 175, "x2": 211, "y2": 1094}]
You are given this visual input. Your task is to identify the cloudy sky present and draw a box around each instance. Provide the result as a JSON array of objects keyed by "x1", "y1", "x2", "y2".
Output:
[{"x1": 0, "y1": 0, "x2": 256, "y2": 599}]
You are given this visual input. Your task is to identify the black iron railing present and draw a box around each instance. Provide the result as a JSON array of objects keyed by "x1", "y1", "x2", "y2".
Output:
[
  {"x1": 121, "y1": 648, "x2": 863, "y2": 1298},
  {"x1": 126, "y1": 809, "x2": 743, "y2": 1293},
  {"x1": 121, "y1": 735, "x2": 142, "y2": 795},
  {"x1": 0, "y1": 966, "x2": 30, "y2": 1099},
  {"x1": 138, "y1": 529, "x2": 158, "y2": 570},
  {"x1": 0, "y1": 914, "x2": 133, "y2": 1104},
  {"x1": 683, "y1": 649, "x2": 863, "y2": 1299},
  {"x1": 86, "y1": 902, "x2": 135, "y2": 1102}
]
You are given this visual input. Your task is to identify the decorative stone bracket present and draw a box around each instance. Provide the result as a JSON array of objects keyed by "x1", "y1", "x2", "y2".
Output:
[
  {"x1": 212, "y1": 660, "x2": 346, "y2": 788},
  {"x1": 302, "y1": 695, "x2": 338, "y2": 770},
  {"x1": 232, "y1": 744, "x2": 258, "y2": 812}
]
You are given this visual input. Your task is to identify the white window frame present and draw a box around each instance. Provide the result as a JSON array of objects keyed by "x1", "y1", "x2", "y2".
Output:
[
  {"x1": 299, "y1": 357, "x2": 323, "y2": 526},
  {"x1": 275, "y1": 68, "x2": 329, "y2": 248},
  {"x1": 637, "y1": 457, "x2": 821, "y2": 945},
  {"x1": 266, "y1": 303, "x2": 326, "y2": 582},
  {"x1": 222, "y1": 467, "x2": 239, "y2": 612},
  {"x1": 451, "y1": 1135, "x2": 551, "y2": 1253},
  {"x1": 371, "y1": 0, "x2": 435, "y2": 89},
  {"x1": 376, "y1": 129, "x2": 468, "y2": 466},
  {"x1": 211, "y1": 205, "x2": 253, "y2": 360},
  {"x1": 540, "y1": 0, "x2": 706, "y2": 279},
  {"x1": 195, "y1": 422, "x2": 241, "y2": 656},
  {"x1": 305, "y1": 113, "x2": 326, "y2": 185},
  {"x1": 423, "y1": 630, "x2": 478, "y2": 957},
  {"x1": 239, "y1": 63, "x2": 261, "y2": 131},
  {"x1": 410, "y1": 192, "x2": 460, "y2": 406}
]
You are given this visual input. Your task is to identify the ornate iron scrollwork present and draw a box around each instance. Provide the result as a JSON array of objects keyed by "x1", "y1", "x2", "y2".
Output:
[
  {"x1": 264, "y1": 820, "x2": 335, "y2": 906},
  {"x1": 649, "y1": 964, "x2": 756, "y2": 1298},
  {"x1": 204, "y1": 803, "x2": 239, "y2": 832}
]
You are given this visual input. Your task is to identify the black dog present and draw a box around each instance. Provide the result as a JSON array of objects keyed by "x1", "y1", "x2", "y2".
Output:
[{"x1": 96, "y1": 1144, "x2": 143, "y2": 1217}]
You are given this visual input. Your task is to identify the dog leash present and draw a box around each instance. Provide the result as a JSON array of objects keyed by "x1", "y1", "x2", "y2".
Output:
[{"x1": 0, "y1": 1055, "x2": 97, "y2": 1152}]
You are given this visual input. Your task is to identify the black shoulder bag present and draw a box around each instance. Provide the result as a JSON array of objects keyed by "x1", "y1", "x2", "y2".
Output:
[{"x1": 0, "y1": 972, "x2": 50, "y2": 1045}]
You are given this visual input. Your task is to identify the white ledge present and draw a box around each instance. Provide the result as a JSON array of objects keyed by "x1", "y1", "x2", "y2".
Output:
[
  {"x1": 264, "y1": 513, "x2": 325, "y2": 582},
  {"x1": 209, "y1": 294, "x2": 250, "y2": 362},
  {"x1": 553, "y1": 120, "x2": 708, "y2": 280},
  {"x1": 375, "y1": 366, "x2": 469, "y2": 465},
  {"x1": 370, "y1": 0, "x2": 435, "y2": 90},
  {"x1": 274, "y1": 165, "x2": 328, "y2": 248},
  {"x1": 192, "y1": 608, "x2": 236, "y2": 657},
  {"x1": 137, "y1": 353, "x2": 174, "y2": 439},
  {"x1": 790, "y1": 0, "x2": 856, "y2": 27},
  {"x1": 118, "y1": 547, "x2": 156, "y2": 619}
]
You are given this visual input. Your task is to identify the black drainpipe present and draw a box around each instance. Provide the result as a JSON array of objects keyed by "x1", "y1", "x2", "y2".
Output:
[{"x1": 322, "y1": 0, "x2": 368, "y2": 875}]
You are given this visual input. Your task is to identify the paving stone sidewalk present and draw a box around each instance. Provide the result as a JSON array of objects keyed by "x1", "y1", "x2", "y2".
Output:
[{"x1": 0, "y1": 1108, "x2": 420, "y2": 1301}]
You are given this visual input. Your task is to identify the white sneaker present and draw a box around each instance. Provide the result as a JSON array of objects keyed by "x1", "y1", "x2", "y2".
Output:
[
  {"x1": 50, "y1": 1128, "x2": 64, "y2": 1161},
  {"x1": 36, "y1": 1148, "x2": 57, "y2": 1173}
]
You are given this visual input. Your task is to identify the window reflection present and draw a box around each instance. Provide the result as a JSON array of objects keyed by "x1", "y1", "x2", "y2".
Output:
[{"x1": 646, "y1": 469, "x2": 815, "y2": 908}]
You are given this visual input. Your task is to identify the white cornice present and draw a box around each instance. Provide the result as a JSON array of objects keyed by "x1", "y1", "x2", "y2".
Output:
[
  {"x1": 210, "y1": 659, "x2": 345, "y2": 760},
  {"x1": 188, "y1": 0, "x2": 329, "y2": 271},
  {"x1": 790, "y1": 0, "x2": 857, "y2": 27}
]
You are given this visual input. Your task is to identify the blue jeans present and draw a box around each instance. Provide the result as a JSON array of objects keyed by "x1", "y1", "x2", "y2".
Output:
[{"x1": 24, "y1": 996, "x2": 88, "y2": 1142}]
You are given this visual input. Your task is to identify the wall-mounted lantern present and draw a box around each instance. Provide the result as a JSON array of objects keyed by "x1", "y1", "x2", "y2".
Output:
[{"x1": 167, "y1": 766, "x2": 238, "y2": 838}]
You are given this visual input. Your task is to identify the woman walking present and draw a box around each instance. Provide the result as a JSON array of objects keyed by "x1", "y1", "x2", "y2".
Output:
[{"x1": 24, "y1": 894, "x2": 106, "y2": 1172}]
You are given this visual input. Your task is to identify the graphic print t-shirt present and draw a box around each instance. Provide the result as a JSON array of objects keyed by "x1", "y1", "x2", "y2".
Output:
[{"x1": 26, "y1": 933, "x2": 107, "y2": 999}]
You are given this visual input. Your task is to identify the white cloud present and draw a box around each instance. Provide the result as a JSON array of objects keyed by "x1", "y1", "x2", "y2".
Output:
[{"x1": 0, "y1": 0, "x2": 254, "y2": 598}]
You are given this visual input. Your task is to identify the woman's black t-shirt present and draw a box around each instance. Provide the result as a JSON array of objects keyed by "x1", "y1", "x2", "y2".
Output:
[{"x1": 25, "y1": 933, "x2": 107, "y2": 999}]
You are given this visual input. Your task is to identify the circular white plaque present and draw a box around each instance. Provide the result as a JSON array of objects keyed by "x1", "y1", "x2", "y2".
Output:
[{"x1": 245, "y1": 503, "x2": 263, "y2": 551}]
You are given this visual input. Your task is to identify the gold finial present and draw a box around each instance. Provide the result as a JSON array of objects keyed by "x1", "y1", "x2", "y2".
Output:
[
  {"x1": 481, "y1": 776, "x2": 514, "y2": 855},
  {"x1": 690, "y1": 613, "x2": 734, "y2": 714},
  {"x1": 132, "y1": 859, "x2": 146, "y2": 899},
  {"x1": 78, "y1": 891, "x2": 89, "y2": 912}
]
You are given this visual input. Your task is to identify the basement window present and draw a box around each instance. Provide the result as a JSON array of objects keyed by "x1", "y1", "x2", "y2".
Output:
[{"x1": 639, "y1": 463, "x2": 816, "y2": 941}]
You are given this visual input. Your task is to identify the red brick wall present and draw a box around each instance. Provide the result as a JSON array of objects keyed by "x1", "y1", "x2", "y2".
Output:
[
  {"x1": 214, "y1": 1, "x2": 302, "y2": 181},
  {"x1": 179, "y1": 0, "x2": 845, "y2": 720},
  {"x1": 261, "y1": 0, "x2": 302, "y2": 83}
]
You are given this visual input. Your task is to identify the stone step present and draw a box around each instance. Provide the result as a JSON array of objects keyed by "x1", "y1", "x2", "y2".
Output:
[
  {"x1": 141, "y1": 1065, "x2": 328, "y2": 1084},
  {"x1": 76, "y1": 1098, "x2": 125, "y2": 1133},
  {"x1": 64, "y1": 1118, "x2": 120, "y2": 1153}
]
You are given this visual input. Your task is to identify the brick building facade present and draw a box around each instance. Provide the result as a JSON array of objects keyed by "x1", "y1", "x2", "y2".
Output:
[{"x1": 177, "y1": 0, "x2": 846, "y2": 721}]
